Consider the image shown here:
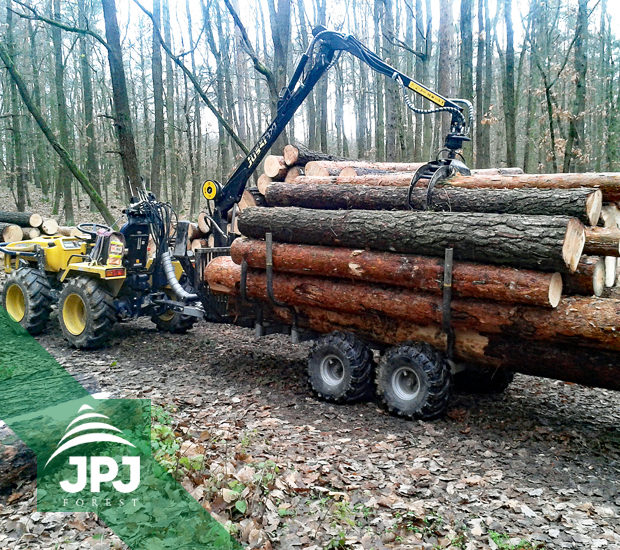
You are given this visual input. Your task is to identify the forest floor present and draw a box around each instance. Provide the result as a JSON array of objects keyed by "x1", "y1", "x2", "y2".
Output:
[{"x1": 0, "y1": 315, "x2": 619, "y2": 550}]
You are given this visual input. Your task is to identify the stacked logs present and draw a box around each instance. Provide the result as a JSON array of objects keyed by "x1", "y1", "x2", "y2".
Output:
[
  {"x1": 205, "y1": 145, "x2": 620, "y2": 389},
  {"x1": 0, "y1": 211, "x2": 61, "y2": 242}
]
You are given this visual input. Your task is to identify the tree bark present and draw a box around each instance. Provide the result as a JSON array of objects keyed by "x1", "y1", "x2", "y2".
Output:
[
  {"x1": 460, "y1": 0, "x2": 474, "y2": 166},
  {"x1": 78, "y1": 0, "x2": 101, "y2": 211},
  {"x1": 503, "y1": 0, "x2": 517, "y2": 167},
  {"x1": 150, "y1": 0, "x2": 165, "y2": 198},
  {"x1": 283, "y1": 144, "x2": 348, "y2": 166},
  {"x1": 102, "y1": 0, "x2": 142, "y2": 199},
  {"x1": 51, "y1": 0, "x2": 74, "y2": 224},
  {"x1": 338, "y1": 166, "x2": 524, "y2": 177},
  {"x1": 306, "y1": 160, "x2": 425, "y2": 176},
  {"x1": 206, "y1": 256, "x2": 619, "y2": 351},
  {"x1": 446, "y1": 172, "x2": 620, "y2": 201},
  {"x1": 583, "y1": 227, "x2": 620, "y2": 257},
  {"x1": 264, "y1": 183, "x2": 601, "y2": 224},
  {"x1": 230, "y1": 237, "x2": 562, "y2": 307},
  {"x1": 0, "y1": 212, "x2": 42, "y2": 227},
  {"x1": 563, "y1": 255, "x2": 605, "y2": 297},
  {"x1": 238, "y1": 207, "x2": 585, "y2": 272}
]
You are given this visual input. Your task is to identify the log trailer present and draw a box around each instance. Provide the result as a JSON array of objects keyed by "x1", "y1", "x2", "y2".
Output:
[{"x1": 3, "y1": 28, "x2": 616, "y2": 419}]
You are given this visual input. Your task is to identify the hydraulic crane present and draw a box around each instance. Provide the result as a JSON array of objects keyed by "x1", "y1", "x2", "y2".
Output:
[{"x1": 200, "y1": 26, "x2": 474, "y2": 247}]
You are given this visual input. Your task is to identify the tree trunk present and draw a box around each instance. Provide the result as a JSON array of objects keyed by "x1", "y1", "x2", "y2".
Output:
[
  {"x1": 460, "y1": 0, "x2": 474, "y2": 166},
  {"x1": 503, "y1": 0, "x2": 517, "y2": 167},
  {"x1": 206, "y1": 257, "x2": 618, "y2": 351},
  {"x1": 563, "y1": 0, "x2": 587, "y2": 173},
  {"x1": 437, "y1": 0, "x2": 455, "y2": 141},
  {"x1": 237, "y1": 207, "x2": 585, "y2": 272},
  {"x1": 78, "y1": 0, "x2": 100, "y2": 211},
  {"x1": 150, "y1": 0, "x2": 165, "y2": 198},
  {"x1": 230, "y1": 238, "x2": 562, "y2": 307},
  {"x1": 51, "y1": 0, "x2": 74, "y2": 224},
  {"x1": 0, "y1": 223, "x2": 24, "y2": 242},
  {"x1": 563, "y1": 256, "x2": 605, "y2": 297},
  {"x1": 373, "y1": 0, "x2": 385, "y2": 160},
  {"x1": 6, "y1": 6, "x2": 26, "y2": 212},
  {"x1": 263, "y1": 183, "x2": 601, "y2": 224},
  {"x1": 102, "y1": 0, "x2": 141, "y2": 199},
  {"x1": 162, "y1": 0, "x2": 178, "y2": 208}
]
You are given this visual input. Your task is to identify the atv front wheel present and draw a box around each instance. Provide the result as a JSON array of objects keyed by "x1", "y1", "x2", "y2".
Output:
[
  {"x1": 2, "y1": 267, "x2": 54, "y2": 334},
  {"x1": 58, "y1": 277, "x2": 115, "y2": 349}
]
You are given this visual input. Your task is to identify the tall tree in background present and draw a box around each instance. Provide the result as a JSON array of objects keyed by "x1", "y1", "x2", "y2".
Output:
[
  {"x1": 150, "y1": 0, "x2": 165, "y2": 197},
  {"x1": 474, "y1": 0, "x2": 485, "y2": 167},
  {"x1": 78, "y1": 0, "x2": 100, "y2": 210},
  {"x1": 51, "y1": 0, "x2": 74, "y2": 223},
  {"x1": 102, "y1": 0, "x2": 142, "y2": 198},
  {"x1": 383, "y1": 0, "x2": 399, "y2": 160},
  {"x1": 503, "y1": 0, "x2": 516, "y2": 167},
  {"x1": 374, "y1": 0, "x2": 385, "y2": 160},
  {"x1": 6, "y1": 3, "x2": 26, "y2": 211},
  {"x1": 437, "y1": 0, "x2": 455, "y2": 141},
  {"x1": 563, "y1": 0, "x2": 588, "y2": 172},
  {"x1": 460, "y1": 0, "x2": 473, "y2": 165}
]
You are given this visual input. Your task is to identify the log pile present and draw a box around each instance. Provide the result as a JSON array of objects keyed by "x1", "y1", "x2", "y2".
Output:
[
  {"x1": 0, "y1": 211, "x2": 60, "y2": 242},
  {"x1": 204, "y1": 144, "x2": 620, "y2": 389}
]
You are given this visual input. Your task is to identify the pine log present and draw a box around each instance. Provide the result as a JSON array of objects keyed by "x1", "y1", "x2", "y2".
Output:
[
  {"x1": 338, "y1": 166, "x2": 525, "y2": 177},
  {"x1": 283, "y1": 144, "x2": 348, "y2": 166},
  {"x1": 230, "y1": 237, "x2": 562, "y2": 307},
  {"x1": 22, "y1": 227, "x2": 41, "y2": 239},
  {"x1": 238, "y1": 207, "x2": 585, "y2": 272},
  {"x1": 0, "y1": 223, "x2": 23, "y2": 242},
  {"x1": 257, "y1": 174, "x2": 273, "y2": 195},
  {"x1": 264, "y1": 183, "x2": 601, "y2": 224},
  {"x1": 583, "y1": 227, "x2": 620, "y2": 256},
  {"x1": 446, "y1": 172, "x2": 620, "y2": 202},
  {"x1": 187, "y1": 222, "x2": 203, "y2": 240},
  {"x1": 600, "y1": 204, "x2": 620, "y2": 228},
  {"x1": 306, "y1": 160, "x2": 426, "y2": 177},
  {"x1": 197, "y1": 212, "x2": 211, "y2": 234},
  {"x1": 0, "y1": 211, "x2": 43, "y2": 228},
  {"x1": 563, "y1": 256, "x2": 605, "y2": 297},
  {"x1": 206, "y1": 256, "x2": 619, "y2": 351},
  {"x1": 238, "y1": 303, "x2": 619, "y2": 390},
  {"x1": 284, "y1": 166, "x2": 304, "y2": 182},
  {"x1": 263, "y1": 155, "x2": 288, "y2": 180},
  {"x1": 41, "y1": 218, "x2": 59, "y2": 235}
]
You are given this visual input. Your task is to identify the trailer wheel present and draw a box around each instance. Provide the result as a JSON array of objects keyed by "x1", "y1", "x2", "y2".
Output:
[
  {"x1": 454, "y1": 364, "x2": 514, "y2": 394},
  {"x1": 377, "y1": 343, "x2": 451, "y2": 420},
  {"x1": 2, "y1": 267, "x2": 54, "y2": 335},
  {"x1": 307, "y1": 331, "x2": 374, "y2": 403},
  {"x1": 58, "y1": 277, "x2": 115, "y2": 349}
]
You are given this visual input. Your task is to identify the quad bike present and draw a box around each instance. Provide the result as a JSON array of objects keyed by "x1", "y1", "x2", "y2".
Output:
[{"x1": 1, "y1": 190, "x2": 202, "y2": 349}]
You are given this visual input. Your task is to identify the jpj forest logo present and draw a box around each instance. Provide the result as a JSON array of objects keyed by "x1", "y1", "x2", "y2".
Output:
[{"x1": 38, "y1": 399, "x2": 150, "y2": 512}]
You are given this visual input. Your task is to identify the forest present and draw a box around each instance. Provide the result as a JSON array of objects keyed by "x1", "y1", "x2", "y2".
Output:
[{"x1": 0, "y1": 0, "x2": 618, "y2": 225}]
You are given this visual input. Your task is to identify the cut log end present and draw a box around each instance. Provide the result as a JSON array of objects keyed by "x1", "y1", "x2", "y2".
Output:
[
  {"x1": 29, "y1": 213, "x2": 43, "y2": 228},
  {"x1": 264, "y1": 155, "x2": 288, "y2": 179},
  {"x1": 563, "y1": 219, "x2": 586, "y2": 272},
  {"x1": 586, "y1": 190, "x2": 603, "y2": 226},
  {"x1": 41, "y1": 219, "x2": 59, "y2": 236},
  {"x1": 283, "y1": 144, "x2": 299, "y2": 166},
  {"x1": 549, "y1": 272, "x2": 563, "y2": 308}
]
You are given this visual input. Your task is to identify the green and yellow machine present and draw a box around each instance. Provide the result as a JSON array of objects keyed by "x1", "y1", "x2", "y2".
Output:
[{"x1": 1, "y1": 192, "x2": 202, "y2": 349}]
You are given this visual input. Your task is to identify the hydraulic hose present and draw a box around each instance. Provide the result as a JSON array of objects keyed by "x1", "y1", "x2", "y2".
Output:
[{"x1": 160, "y1": 250, "x2": 198, "y2": 301}]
